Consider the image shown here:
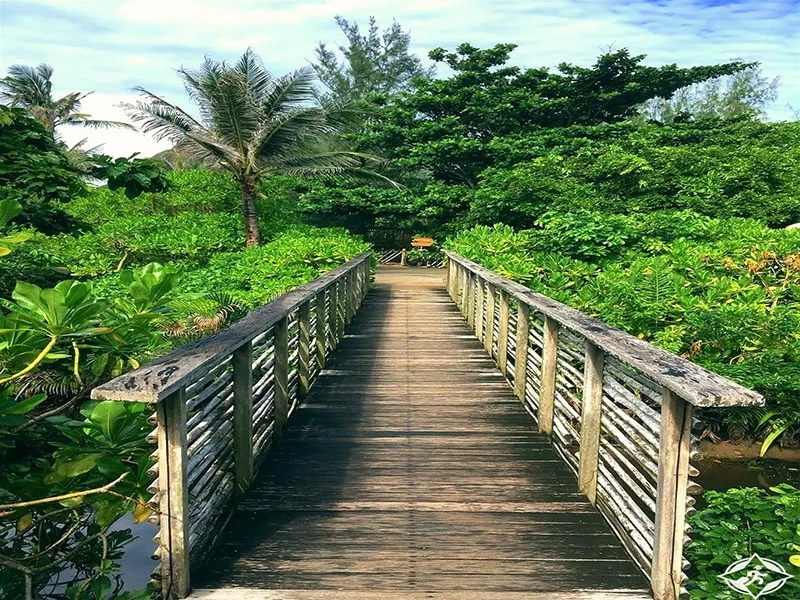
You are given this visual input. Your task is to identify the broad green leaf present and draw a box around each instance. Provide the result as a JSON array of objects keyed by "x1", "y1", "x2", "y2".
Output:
[{"x1": 89, "y1": 401, "x2": 128, "y2": 441}]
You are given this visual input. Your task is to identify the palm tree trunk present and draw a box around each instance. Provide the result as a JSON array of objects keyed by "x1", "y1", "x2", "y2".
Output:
[{"x1": 239, "y1": 175, "x2": 261, "y2": 247}]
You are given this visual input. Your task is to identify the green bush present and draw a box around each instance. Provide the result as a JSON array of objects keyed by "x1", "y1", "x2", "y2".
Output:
[
  {"x1": 446, "y1": 213, "x2": 800, "y2": 443},
  {"x1": 177, "y1": 225, "x2": 371, "y2": 307},
  {"x1": 686, "y1": 485, "x2": 800, "y2": 599}
]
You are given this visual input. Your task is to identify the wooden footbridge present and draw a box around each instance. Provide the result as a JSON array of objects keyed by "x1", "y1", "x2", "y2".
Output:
[{"x1": 93, "y1": 253, "x2": 762, "y2": 600}]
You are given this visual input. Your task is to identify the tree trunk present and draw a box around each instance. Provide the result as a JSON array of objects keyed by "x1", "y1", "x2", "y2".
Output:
[{"x1": 239, "y1": 176, "x2": 261, "y2": 247}]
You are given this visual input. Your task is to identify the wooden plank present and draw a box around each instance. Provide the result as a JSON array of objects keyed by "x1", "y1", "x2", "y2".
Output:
[
  {"x1": 274, "y1": 317, "x2": 289, "y2": 438},
  {"x1": 92, "y1": 253, "x2": 371, "y2": 403},
  {"x1": 190, "y1": 590, "x2": 650, "y2": 600},
  {"x1": 497, "y1": 290, "x2": 510, "y2": 376},
  {"x1": 192, "y1": 268, "x2": 647, "y2": 597},
  {"x1": 445, "y1": 252, "x2": 763, "y2": 408},
  {"x1": 231, "y1": 342, "x2": 253, "y2": 497},
  {"x1": 578, "y1": 342, "x2": 604, "y2": 504},
  {"x1": 483, "y1": 283, "x2": 496, "y2": 355},
  {"x1": 158, "y1": 387, "x2": 190, "y2": 598},
  {"x1": 538, "y1": 316, "x2": 559, "y2": 434},
  {"x1": 298, "y1": 301, "x2": 311, "y2": 397},
  {"x1": 651, "y1": 390, "x2": 693, "y2": 600},
  {"x1": 513, "y1": 301, "x2": 530, "y2": 401},
  {"x1": 315, "y1": 290, "x2": 327, "y2": 372}
]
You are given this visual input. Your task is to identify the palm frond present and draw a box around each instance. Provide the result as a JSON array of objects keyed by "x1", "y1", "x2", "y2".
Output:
[
  {"x1": 236, "y1": 47, "x2": 273, "y2": 98},
  {"x1": 122, "y1": 87, "x2": 205, "y2": 141}
]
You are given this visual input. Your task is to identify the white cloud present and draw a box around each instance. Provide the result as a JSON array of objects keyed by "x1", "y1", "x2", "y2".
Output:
[{"x1": 1, "y1": 0, "x2": 797, "y2": 156}]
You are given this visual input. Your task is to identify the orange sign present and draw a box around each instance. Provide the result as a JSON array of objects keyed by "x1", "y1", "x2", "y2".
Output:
[{"x1": 411, "y1": 237, "x2": 434, "y2": 248}]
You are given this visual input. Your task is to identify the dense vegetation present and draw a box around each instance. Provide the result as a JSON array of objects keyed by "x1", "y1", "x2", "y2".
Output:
[{"x1": 2, "y1": 16, "x2": 799, "y2": 600}]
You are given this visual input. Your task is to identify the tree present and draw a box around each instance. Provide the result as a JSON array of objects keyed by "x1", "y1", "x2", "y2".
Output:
[
  {"x1": 123, "y1": 48, "x2": 390, "y2": 246},
  {"x1": 639, "y1": 65, "x2": 780, "y2": 123},
  {"x1": 312, "y1": 16, "x2": 432, "y2": 102},
  {"x1": 0, "y1": 106, "x2": 85, "y2": 233},
  {"x1": 0, "y1": 64, "x2": 134, "y2": 135},
  {"x1": 358, "y1": 44, "x2": 753, "y2": 185}
]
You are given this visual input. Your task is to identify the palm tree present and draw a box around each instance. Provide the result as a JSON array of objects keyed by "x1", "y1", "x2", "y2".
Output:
[
  {"x1": 122, "y1": 48, "x2": 391, "y2": 246},
  {"x1": 0, "y1": 63, "x2": 135, "y2": 134}
]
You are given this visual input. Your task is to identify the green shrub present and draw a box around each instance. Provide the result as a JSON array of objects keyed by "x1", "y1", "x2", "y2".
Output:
[
  {"x1": 445, "y1": 214, "x2": 800, "y2": 443},
  {"x1": 686, "y1": 485, "x2": 800, "y2": 599},
  {"x1": 177, "y1": 225, "x2": 371, "y2": 307}
]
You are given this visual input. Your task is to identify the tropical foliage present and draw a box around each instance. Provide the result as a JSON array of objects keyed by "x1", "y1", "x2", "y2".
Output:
[{"x1": 123, "y1": 48, "x2": 390, "y2": 246}]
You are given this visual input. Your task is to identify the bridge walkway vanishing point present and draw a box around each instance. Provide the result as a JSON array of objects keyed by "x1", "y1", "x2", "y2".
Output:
[{"x1": 189, "y1": 268, "x2": 649, "y2": 599}]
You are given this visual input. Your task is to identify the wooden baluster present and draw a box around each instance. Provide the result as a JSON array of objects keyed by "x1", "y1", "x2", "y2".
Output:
[
  {"x1": 298, "y1": 301, "x2": 311, "y2": 398},
  {"x1": 457, "y1": 265, "x2": 466, "y2": 313},
  {"x1": 651, "y1": 390, "x2": 693, "y2": 600},
  {"x1": 497, "y1": 291, "x2": 510, "y2": 376},
  {"x1": 363, "y1": 258, "x2": 371, "y2": 300},
  {"x1": 446, "y1": 258, "x2": 454, "y2": 298},
  {"x1": 274, "y1": 316, "x2": 289, "y2": 438},
  {"x1": 483, "y1": 284, "x2": 496, "y2": 355},
  {"x1": 336, "y1": 279, "x2": 346, "y2": 343},
  {"x1": 157, "y1": 387, "x2": 190, "y2": 598},
  {"x1": 538, "y1": 316, "x2": 559, "y2": 434},
  {"x1": 315, "y1": 290, "x2": 328, "y2": 370},
  {"x1": 513, "y1": 302, "x2": 530, "y2": 402},
  {"x1": 232, "y1": 342, "x2": 253, "y2": 498},
  {"x1": 474, "y1": 276, "x2": 485, "y2": 342},
  {"x1": 348, "y1": 269, "x2": 357, "y2": 322},
  {"x1": 578, "y1": 341, "x2": 604, "y2": 504},
  {"x1": 466, "y1": 272, "x2": 475, "y2": 329}
]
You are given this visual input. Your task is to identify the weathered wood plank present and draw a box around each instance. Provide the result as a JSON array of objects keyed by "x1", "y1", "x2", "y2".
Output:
[{"x1": 192, "y1": 268, "x2": 647, "y2": 597}]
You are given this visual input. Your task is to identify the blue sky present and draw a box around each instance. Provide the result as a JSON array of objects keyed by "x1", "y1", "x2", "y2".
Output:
[{"x1": 1, "y1": 0, "x2": 798, "y2": 156}]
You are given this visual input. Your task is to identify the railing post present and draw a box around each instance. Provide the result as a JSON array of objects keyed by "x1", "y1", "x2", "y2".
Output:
[
  {"x1": 483, "y1": 284, "x2": 496, "y2": 356},
  {"x1": 298, "y1": 301, "x2": 311, "y2": 398},
  {"x1": 274, "y1": 316, "x2": 289, "y2": 438},
  {"x1": 446, "y1": 258, "x2": 453, "y2": 298},
  {"x1": 157, "y1": 387, "x2": 190, "y2": 598},
  {"x1": 475, "y1": 276, "x2": 485, "y2": 342},
  {"x1": 651, "y1": 390, "x2": 693, "y2": 600},
  {"x1": 336, "y1": 279, "x2": 346, "y2": 343},
  {"x1": 315, "y1": 289, "x2": 328, "y2": 370},
  {"x1": 538, "y1": 316, "x2": 559, "y2": 434},
  {"x1": 466, "y1": 272, "x2": 475, "y2": 329},
  {"x1": 232, "y1": 342, "x2": 253, "y2": 498},
  {"x1": 578, "y1": 341, "x2": 604, "y2": 504},
  {"x1": 497, "y1": 290, "x2": 510, "y2": 376},
  {"x1": 513, "y1": 301, "x2": 530, "y2": 402},
  {"x1": 363, "y1": 258, "x2": 371, "y2": 300},
  {"x1": 459, "y1": 265, "x2": 468, "y2": 314}
]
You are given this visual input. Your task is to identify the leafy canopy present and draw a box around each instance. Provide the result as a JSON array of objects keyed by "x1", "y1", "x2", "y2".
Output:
[{"x1": 359, "y1": 44, "x2": 752, "y2": 184}]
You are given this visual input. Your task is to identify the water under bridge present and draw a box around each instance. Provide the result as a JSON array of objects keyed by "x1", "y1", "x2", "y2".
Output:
[{"x1": 93, "y1": 253, "x2": 763, "y2": 600}]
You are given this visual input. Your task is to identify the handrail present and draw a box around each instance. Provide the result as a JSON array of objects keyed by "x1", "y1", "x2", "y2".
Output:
[
  {"x1": 444, "y1": 251, "x2": 764, "y2": 600},
  {"x1": 91, "y1": 252, "x2": 372, "y2": 599},
  {"x1": 93, "y1": 252, "x2": 373, "y2": 404},
  {"x1": 446, "y1": 252, "x2": 762, "y2": 408}
]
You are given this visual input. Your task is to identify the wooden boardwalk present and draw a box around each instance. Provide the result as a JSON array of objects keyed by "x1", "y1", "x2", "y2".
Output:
[{"x1": 191, "y1": 268, "x2": 649, "y2": 599}]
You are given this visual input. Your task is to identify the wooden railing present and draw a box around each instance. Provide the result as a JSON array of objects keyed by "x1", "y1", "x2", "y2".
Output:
[
  {"x1": 445, "y1": 251, "x2": 764, "y2": 600},
  {"x1": 91, "y1": 253, "x2": 372, "y2": 599}
]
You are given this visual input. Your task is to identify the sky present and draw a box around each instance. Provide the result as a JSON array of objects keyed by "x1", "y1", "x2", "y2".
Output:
[{"x1": 1, "y1": 0, "x2": 798, "y2": 157}]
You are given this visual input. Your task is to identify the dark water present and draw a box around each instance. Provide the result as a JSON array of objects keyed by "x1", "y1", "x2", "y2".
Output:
[
  {"x1": 116, "y1": 515, "x2": 157, "y2": 591},
  {"x1": 696, "y1": 458, "x2": 800, "y2": 492}
]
